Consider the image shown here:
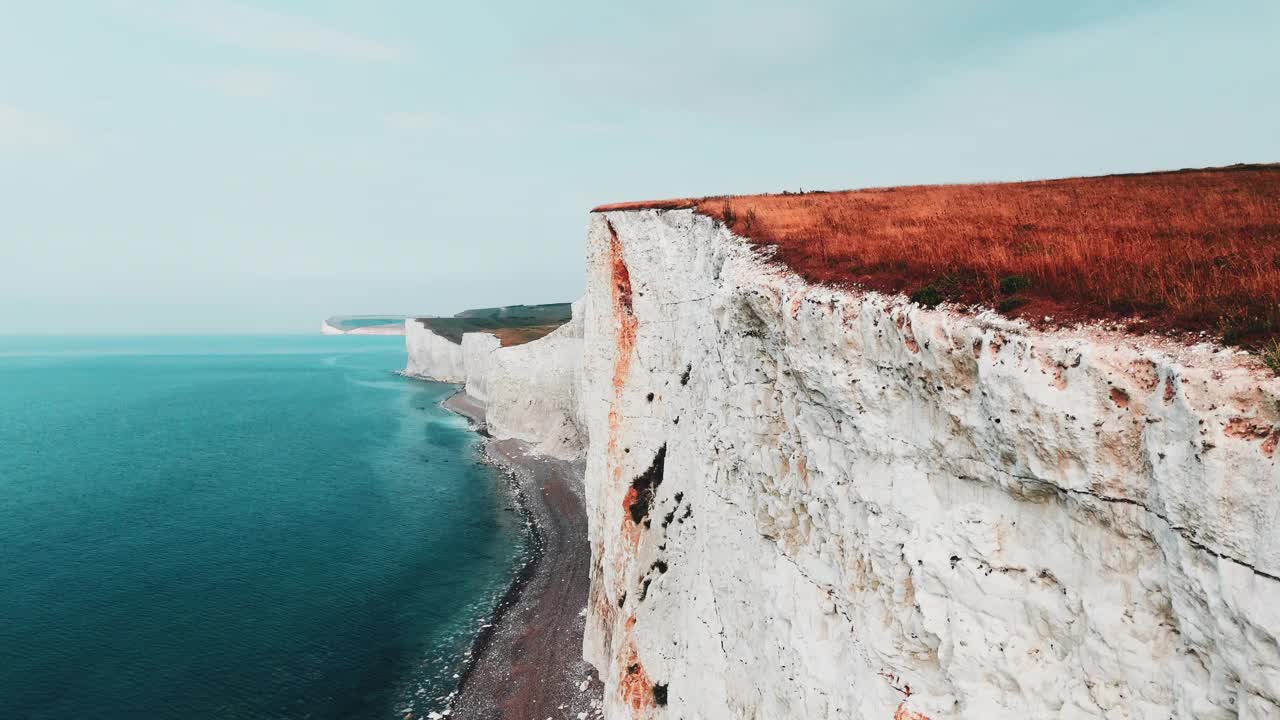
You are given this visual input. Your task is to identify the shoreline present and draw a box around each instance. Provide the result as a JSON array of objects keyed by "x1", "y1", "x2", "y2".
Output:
[{"x1": 439, "y1": 388, "x2": 603, "y2": 720}]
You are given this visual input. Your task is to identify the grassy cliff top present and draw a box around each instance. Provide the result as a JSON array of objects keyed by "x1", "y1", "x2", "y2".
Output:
[
  {"x1": 595, "y1": 164, "x2": 1280, "y2": 348},
  {"x1": 417, "y1": 303, "x2": 573, "y2": 346}
]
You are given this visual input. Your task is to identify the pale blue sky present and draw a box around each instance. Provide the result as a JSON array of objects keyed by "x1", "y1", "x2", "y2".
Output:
[{"x1": 2, "y1": 1, "x2": 1276, "y2": 333}]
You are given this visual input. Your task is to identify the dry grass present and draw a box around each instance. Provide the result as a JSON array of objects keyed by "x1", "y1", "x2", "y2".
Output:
[
  {"x1": 595, "y1": 164, "x2": 1280, "y2": 347},
  {"x1": 1262, "y1": 340, "x2": 1280, "y2": 376},
  {"x1": 493, "y1": 324, "x2": 565, "y2": 347}
]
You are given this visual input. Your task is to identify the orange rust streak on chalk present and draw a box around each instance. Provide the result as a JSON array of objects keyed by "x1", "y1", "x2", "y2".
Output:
[
  {"x1": 609, "y1": 220, "x2": 638, "y2": 388},
  {"x1": 622, "y1": 486, "x2": 639, "y2": 513},
  {"x1": 618, "y1": 637, "x2": 655, "y2": 715},
  {"x1": 894, "y1": 703, "x2": 930, "y2": 720},
  {"x1": 605, "y1": 219, "x2": 637, "y2": 464},
  {"x1": 606, "y1": 218, "x2": 640, "y2": 524},
  {"x1": 600, "y1": 218, "x2": 648, "y2": 686}
]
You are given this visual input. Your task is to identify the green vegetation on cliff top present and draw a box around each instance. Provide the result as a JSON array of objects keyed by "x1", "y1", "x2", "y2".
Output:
[{"x1": 417, "y1": 303, "x2": 573, "y2": 346}]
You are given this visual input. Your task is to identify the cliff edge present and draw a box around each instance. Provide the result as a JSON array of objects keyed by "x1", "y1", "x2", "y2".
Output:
[
  {"x1": 583, "y1": 183, "x2": 1279, "y2": 719},
  {"x1": 405, "y1": 165, "x2": 1280, "y2": 719}
]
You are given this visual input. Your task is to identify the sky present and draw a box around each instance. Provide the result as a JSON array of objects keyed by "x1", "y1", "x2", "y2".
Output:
[{"x1": 1, "y1": 1, "x2": 1277, "y2": 334}]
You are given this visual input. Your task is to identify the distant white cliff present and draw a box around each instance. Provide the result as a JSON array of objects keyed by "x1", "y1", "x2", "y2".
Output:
[
  {"x1": 322, "y1": 316, "x2": 406, "y2": 335},
  {"x1": 484, "y1": 300, "x2": 587, "y2": 460},
  {"x1": 403, "y1": 304, "x2": 586, "y2": 460},
  {"x1": 403, "y1": 319, "x2": 467, "y2": 384}
]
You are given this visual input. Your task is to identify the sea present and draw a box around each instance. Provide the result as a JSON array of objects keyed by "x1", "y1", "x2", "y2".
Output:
[{"x1": 0, "y1": 335, "x2": 528, "y2": 719}]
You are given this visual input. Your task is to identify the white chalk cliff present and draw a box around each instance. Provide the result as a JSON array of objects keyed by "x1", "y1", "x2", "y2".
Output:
[
  {"x1": 404, "y1": 319, "x2": 466, "y2": 383},
  {"x1": 484, "y1": 302, "x2": 587, "y2": 460},
  {"x1": 405, "y1": 209, "x2": 1280, "y2": 719},
  {"x1": 324, "y1": 316, "x2": 406, "y2": 335},
  {"x1": 462, "y1": 332, "x2": 502, "y2": 405},
  {"x1": 403, "y1": 307, "x2": 586, "y2": 461},
  {"x1": 579, "y1": 209, "x2": 1280, "y2": 720}
]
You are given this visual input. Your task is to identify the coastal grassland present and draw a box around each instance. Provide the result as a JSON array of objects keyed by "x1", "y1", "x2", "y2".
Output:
[
  {"x1": 417, "y1": 303, "x2": 573, "y2": 346},
  {"x1": 493, "y1": 324, "x2": 567, "y2": 346},
  {"x1": 595, "y1": 164, "x2": 1280, "y2": 347}
]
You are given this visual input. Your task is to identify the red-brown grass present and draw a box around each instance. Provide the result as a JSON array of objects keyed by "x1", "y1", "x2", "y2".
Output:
[
  {"x1": 594, "y1": 164, "x2": 1280, "y2": 347},
  {"x1": 492, "y1": 324, "x2": 565, "y2": 347}
]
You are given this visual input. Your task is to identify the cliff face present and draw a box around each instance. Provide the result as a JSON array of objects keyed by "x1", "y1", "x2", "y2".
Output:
[
  {"x1": 463, "y1": 332, "x2": 502, "y2": 404},
  {"x1": 404, "y1": 319, "x2": 466, "y2": 382},
  {"x1": 403, "y1": 305, "x2": 586, "y2": 460},
  {"x1": 581, "y1": 209, "x2": 1280, "y2": 719},
  {"x1": 485, "y1": 303, "x2": 587, "y2": 460}
]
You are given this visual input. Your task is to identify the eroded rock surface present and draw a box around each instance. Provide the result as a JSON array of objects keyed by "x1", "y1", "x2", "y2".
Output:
[
  {"x1": 404, "y1": 319, "x2": 466, "y2": 382},
  {"x1": 581, "y1": 209, "x2": 1280, "y2": 720},
  {"x1": 486, "y1": 303, "x2": 587, "y2": 460},
  {"x1": 405, "y1": 305, "x2": 586, "y2": 460}
]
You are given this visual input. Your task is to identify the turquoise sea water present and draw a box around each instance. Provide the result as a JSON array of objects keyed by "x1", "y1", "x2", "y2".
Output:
[{"x1": 0, "y1": 336, "x2": 527, "y2": 719}]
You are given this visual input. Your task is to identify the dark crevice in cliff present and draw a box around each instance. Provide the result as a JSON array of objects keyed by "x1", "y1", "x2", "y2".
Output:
[
  {"x1": 874, "y1": 425, "x2": 1279, "y2": 584},
  {"x1": 944, "y1": 449, "x2": 1280, "y2": 584},
  {"x1": 627, "y1": 444, "x2": 667, "y2": 525},
  {"x1": 662, "y1": 295, "x2": 714, "y2": 306},
  {"x1": 1066, "y1": 485, "x2": 1280, "y2": 583},
  {"x1": 637, "y1": 577, "x2": 653, "y2": 602}
]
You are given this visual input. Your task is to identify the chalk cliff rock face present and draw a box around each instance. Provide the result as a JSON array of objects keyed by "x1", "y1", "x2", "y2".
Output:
[
  {"x1": 403, "y1": 319, "x2": 465, "y2": 382},
  {"x1": 463, "y1": 332, "x2": 503, "y2": 404},
  {"x1": 485, "y1": 304, "x2": 587, "y2": 460},
  {"x1": 580, "y1": 209, "x2": 1280, "y2": 720},
  {"x1": 403, "y1": 305, "x2": 587, "y2": 459}
]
